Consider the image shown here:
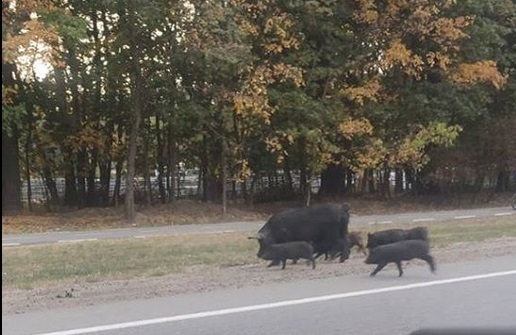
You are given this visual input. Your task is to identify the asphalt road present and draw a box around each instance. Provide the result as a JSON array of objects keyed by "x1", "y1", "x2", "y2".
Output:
[
  {"x1": 3, "y1": 255, "x2": 516, "y2": 335},
  {"x1": 2, "y1": 206, "x2": 514, "y2": 247}
]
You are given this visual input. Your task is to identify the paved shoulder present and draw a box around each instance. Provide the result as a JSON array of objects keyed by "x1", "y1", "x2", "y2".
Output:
[
  {"x1": 3, "y1": 207, "x2": 514, "y2": 247},
  {"x1": 3, "y1": 255, "x2": 516, "y2": 335}
]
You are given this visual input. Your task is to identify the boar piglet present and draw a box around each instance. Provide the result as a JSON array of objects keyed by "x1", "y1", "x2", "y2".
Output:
[
  {"x1": 260, "y1": 241, "x2": 316, "y2": 270},
  {"x1": 365, "y1": 240, "x2": 435, "y2": 277},
  {"x1": 347, "y1": 231, "x2": 367, "y2": 256},
  {"x1": 367, "y1": 226, "x2": 429, "y2": 250}
]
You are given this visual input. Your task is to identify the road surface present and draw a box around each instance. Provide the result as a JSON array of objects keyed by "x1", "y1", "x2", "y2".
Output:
[
  {"x1": 3, "y1": 255, "x2": 516, "y2": 335},
  {"x1": 2, "y1": 206, "x2": 514, "y2": 247}
]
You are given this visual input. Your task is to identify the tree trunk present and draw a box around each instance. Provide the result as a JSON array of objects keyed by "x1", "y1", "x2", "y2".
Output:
[
  {"x1": 63, "y1": 151, "x2": 78, "y2": 207},
  {"x1": 496, "y1": 169, "x2": 509, "y2": 192},
  {"x1": 76, "y1": 150, "x2": 87, "y2": 208},
  {"x1": 86, "y1": 150, "x2": 98, "y2": 206},
  {"x1": 283, "y1": 155, "x2": 294, "y2": 193},
  {"x1": 395, "y1": 169, "x2": 404, "y2": 195},
  {"x1": 124, "y1": 0, "x2": 143, "y2": 222},
  {"x1": 382, "y1": 167, "x2": 392, "y2": 199},
  {"x1": 98, "y1": 122, "x2": 113, "y2": 207},
  {"x1": 319, "y1": 164, "x2": 346, "y2": 196},
  {"x1": 406, "y1": 168, "x2": 414, "y2": 192},
  {"x1": 2, "y1": 61, "x2": 21, "y2": 214},
  {"x1": 167, "y1": 125, "x2": 177, "y2": 202},
  {"x1": 298, "y1": 137, "x2": 308, "y2": 202},
  {"x1": 204, "y1": 175, "x2": 222, "y2": 202},
  {"x1": 2, "y1": 129, "x2": 22, "y2": 214},
  {"x1": 125, "y1": 94, "x2": 141, "y2": 221},
  {"x1": 361, "y1": 169, "x2": 376, "y2": 194},
  {"x1": 242, "y1": 178, "x2": 249, "y2": 205},
  {"x1": 346, "y1": 168, "x2": 354, "y2": 194},
  {"x1": 99, "y1": 159, "x2": 111, "y2": 207},
  {"x1": 24, "y1": 111, "x2": 33, "y2": 211},
  {"x1": 201, "y1": 134, "x2": 210, "y2": 202},
  {"x1": 42, "y1": 166, "x2": 59, "y2": 207},
  {"x1": 113, "y1": 158, "x2": 123, "y2": 208},
  {"x1": 305, "y1": 179, "x2": 312, "y2": 207},
  {"x1": 143, "y1": 119, "x2": 152, "y2": 206},
  {"x1": 221, "y1": 139, "x2": 228, "y2": 214},
  {"x1": 156, "y1": 113, "x2": 166, "y2": 203},
  {"x1": 197, "y1": 164, "x2": 203, "y2": 198}
]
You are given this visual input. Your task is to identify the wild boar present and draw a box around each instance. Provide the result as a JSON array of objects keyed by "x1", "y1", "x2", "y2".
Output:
[
  {"x1": 366, "y1": 226, "x2": 429, "y2": 250},
  {"x1": 259, "y1": 241, "x2": 316, "y2": 270},
  {"x1": 365, "y1": 239, "x2": 436, "y2": 277}
]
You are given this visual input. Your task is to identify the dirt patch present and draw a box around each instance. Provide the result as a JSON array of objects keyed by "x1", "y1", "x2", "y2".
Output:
[{"x1": 3, "y1": 237, "x2": 516, "y2": 316}]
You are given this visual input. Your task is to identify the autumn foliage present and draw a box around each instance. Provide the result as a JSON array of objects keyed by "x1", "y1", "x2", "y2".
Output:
[{"x1": 2, "y1": 0, "x2": 515, "y2": 213}]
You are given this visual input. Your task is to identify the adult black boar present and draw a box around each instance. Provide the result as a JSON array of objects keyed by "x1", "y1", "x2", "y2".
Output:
[
  {"x1": 252, "y1": 203, "x2": 351, "y2": 263},
  {"x1": 365, "y1": 239, "x2": 436, "y2": 277},
  {"x1": 366, "y1": 226, "x2": 429, "y2": 250}
]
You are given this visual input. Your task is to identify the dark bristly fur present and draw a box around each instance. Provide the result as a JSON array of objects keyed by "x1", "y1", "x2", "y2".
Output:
[
  {"x1": 365, "y1": 239, "x2": 436, "y2": 277},
  {"x1": 253, "y1": 203, "x2": 351, "y2": 264},
  {"x1": 315, "y1": 231, "x2": 366, "y2": 260},
  {"x1": 366, "y1": 227, "x2": 429, "y2": 250},
  {"x1": 260, "y1": 241, "x2": 316, "y2": 270}
]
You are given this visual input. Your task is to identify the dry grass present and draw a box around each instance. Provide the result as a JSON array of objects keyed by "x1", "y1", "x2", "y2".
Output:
[
  {"x1": 3, "y1": 216, "x2": 515, "y2": 290},
  {"x1": 360, "y1": 216, "x2": 516, "y2": 246},
  {"x1": 2, "y1": 192, "x2": 514, "y2": 234}
]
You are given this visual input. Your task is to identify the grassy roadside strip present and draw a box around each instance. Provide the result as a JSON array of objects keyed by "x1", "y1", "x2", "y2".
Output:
[{"x1": 3, "y1": 216, "x2": 516, "y2": 290}]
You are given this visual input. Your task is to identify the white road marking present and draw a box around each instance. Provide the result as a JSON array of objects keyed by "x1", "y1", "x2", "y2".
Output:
[
  {"x1": 134, "y1": 235, "x2": 147, "y2": 239},
  {"x1": 454, "y1": 215, "x2": 477, "y2": 219},
  {"x1": 191, "y1": 230, "x2": 236, "y2": 235},
  {"x1": 495, "y1": 212, "x2": 514, "y2": 216},
  {"x1": 57, "y1": 239, "x2": 98, "y2": 244},
  {"x1": 412, "y1": 218, "x2": 435, "y2": 222},
  {"x1": 368, "y1": 221, "x2": 393, "y2": 225},
  {"x1": 2, "y1": 243, "x2": 21, "y2": 247},
  {"x1": 34, "y1": 269, "x2": 516, "y2": 335}
]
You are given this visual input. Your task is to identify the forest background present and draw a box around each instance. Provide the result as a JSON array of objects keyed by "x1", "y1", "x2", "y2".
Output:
[{"x1": 3, "y1": 0, "x2": 516, "y2": 223}]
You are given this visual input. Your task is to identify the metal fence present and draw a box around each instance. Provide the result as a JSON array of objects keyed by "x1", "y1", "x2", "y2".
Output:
[{"x1": 20, "y1": 172, "x2": 324, "y2": 205}]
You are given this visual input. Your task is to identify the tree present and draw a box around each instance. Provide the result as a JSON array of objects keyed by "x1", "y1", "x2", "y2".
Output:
[{"x1": 2, "y1": 0, "x2": 61, "y2": 212}]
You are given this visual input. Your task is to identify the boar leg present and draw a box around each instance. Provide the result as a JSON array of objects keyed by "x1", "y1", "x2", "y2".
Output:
[
  {"x1": 370, "y1": 262, "x2": 387, "y2": 276},
  {"x1": 395, "y1": 261, "x2": 404, "y2": 277},
  {"x1": 281, "y1": 259, "x2": 287, "y2": 270},
  {"x1": 420, "y1": 255, "x2": 436, "y2": 273},
  {"x1": 267, "y1": 260, "x2": 279, "y2": 267},
  {"x1": 359, "y1": 245, "x2": 368, "y2": 256}
]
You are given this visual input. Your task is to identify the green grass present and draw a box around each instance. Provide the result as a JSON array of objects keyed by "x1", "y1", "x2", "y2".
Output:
[
  {"x1": 2, "y1": 233, "x2": 257, "y2": 290},
  {"x1": 345, "y1": 217, "x2": 516, "y2": 253},
  {"x1": 428, "y1": 220, "x2": 516, "y2": 245},
  {"x1": 2, "y1": 216, "x2": 515, "y2": 290}
]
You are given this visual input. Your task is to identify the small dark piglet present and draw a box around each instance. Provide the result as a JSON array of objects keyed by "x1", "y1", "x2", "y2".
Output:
[
  {"x1": 348, "y1": 231, "x2": 367, "y2": 256},
  {"x1": 320, "y1": 232, "x2": 366, "y2": 260},
  {"x1": 365, "y1": 240, "x2": 435, "y2": 277},
  {"x1": 260, "y1": 241, "x2": 316, "y2": 270}
]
